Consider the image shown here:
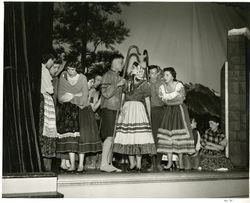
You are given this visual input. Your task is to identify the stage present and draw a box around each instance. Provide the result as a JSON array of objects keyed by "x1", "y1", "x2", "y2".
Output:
[
  {"x1": 57, "y1": 169, "x2": 248, "y2": 198},
  {"x1": 2, "y1": 169, "x2": 249, "y2": 198}
]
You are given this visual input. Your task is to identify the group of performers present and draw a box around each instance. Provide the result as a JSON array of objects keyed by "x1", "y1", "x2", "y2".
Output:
[{"x1": 39, "y1": 49, "x2": 233, "y2": 173}]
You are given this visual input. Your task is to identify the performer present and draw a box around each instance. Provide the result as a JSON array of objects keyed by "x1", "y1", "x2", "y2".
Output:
[
  {"x1": 113, "y1": 62, "x2": 156, "y2": 172},
  {"x1": 157, "y1": 67, "x2": 195, "y2": 170},
  {"x1": 147, "y1": 65, "x2": 165, "y2": 172},
  {"x1": 199, "y1": 116, "x2": 233, "y2": 171},
  {"x1": 56, "y1": 62, "x2": 88, "y2": 172},
  {"x1": 39, "y1": 53, "x2": 57, "y2": 171},
  {"x1": 100, "y1": 54, "x2": 125, "y2": 172},
  {"x1": 77, "y1": 74, "x2": 103, "y2": 172},
  {"x1": 183, "y1": 117, "x2": 201, "y2": 170}
]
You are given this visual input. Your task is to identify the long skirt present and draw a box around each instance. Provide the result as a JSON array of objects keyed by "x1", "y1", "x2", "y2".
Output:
[
  {"x1": 157, "y1": 104, "x2": 195, "y2": 154},
  {"x1": 56, "y1": 102, "x2": 80, "y2": 153},
  {"x1": 79, "y1": 106, "x2": 102, "y2": 153},
  {"x1": 200, "y1": 149, "x2": 234, "y2": 170},
  {"x1": 113, "y1": 101, "x2": 156, "y2": 155},
  {"x1": 39, "y1": 93, "x2": 57, "y2": 158}
]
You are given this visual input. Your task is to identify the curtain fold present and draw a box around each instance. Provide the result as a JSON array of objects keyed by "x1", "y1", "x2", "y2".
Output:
[{"x1": 3, "y1": 2, "x2": 53, "y2": 174}]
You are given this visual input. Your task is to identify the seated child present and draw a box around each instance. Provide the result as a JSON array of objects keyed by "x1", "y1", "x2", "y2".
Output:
[
  {"x1": 183, "y1": 117, "x2": 201, "y2": 170},
  {"x1": 199, "y1": 116, "x2": 233, "y2": 171}
]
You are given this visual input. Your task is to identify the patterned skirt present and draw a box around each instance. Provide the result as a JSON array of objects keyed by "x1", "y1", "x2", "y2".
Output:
[
  {"x1": 56, "y1": 102, "x2": 80, "y2": 153},
  {"x1": 79, "y1": 106, "x2": 102, "y2": 153},
  {"x1": 200, "y1": 149, "x2": 234, "y2": 170},
  {"x1": 113, "y1": 101, "x2": 156, "y2": 155},
  {"x1": 39, "y1": 93, "x2": 57, "y2": 158},
  {"x1": 157, "y1": 104, "x2": 195, "y2": 154}
]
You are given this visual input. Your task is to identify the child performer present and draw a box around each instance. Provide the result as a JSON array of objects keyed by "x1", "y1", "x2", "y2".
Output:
[
  {"x1": 183, "y1": 117, "x2": 201, "y2": 170},
  {"x1": 100, "y1": 54, "x2": 125, "y2": 172}
]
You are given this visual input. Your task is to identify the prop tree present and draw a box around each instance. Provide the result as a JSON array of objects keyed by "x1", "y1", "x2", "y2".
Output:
[{"x1": 53, "y1": 2, "x2": 130, "y2": 72}]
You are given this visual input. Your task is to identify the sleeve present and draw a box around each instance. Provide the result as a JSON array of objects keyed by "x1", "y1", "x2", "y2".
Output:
[
  {"x1": 159, "y1": 85, "x2": 179, "y2": 101},
  {"x1": 71, "y1": 75, "x2": 89, "y2": 108},
  {"x1": 41, "y1": 67, "x2": 54, "y2": 94},
  {"x1": 200, "y1": 130, "x2": 208, "y2": 147},
  {"x1": 142, "y1": 82, "x2": 151, "y2": 98},
  {"x1": 175, "y1": 82, "x2": 186, "y2": 98},
  {"x1": 101, "y1": 73, "x2": 118, "y2": 99}
]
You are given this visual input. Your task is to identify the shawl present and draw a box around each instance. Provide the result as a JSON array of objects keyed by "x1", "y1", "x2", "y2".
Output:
[{"x1": 57, "y1": 71, "x2": 89, "y2": 108}]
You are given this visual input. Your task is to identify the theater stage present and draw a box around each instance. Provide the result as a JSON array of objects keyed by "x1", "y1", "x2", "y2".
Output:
[{"x1": 2, "y1": 169, "x2": 249, "y2": 198}]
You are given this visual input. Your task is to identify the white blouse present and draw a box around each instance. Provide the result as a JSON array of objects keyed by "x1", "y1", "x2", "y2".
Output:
[
  {"x1": 159, "y1": 82, "x2": 185, "y2": 101},
  {"x1": 41, "y1": 64, "x2": 53, "y2": 94}
]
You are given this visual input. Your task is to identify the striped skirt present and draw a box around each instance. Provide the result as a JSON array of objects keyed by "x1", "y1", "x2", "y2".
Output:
[
  {"x1": 113, "y1": 101, "x2": 156, "y2": 155},
  {"x1": 157, "y1": 104, "x2": 195, "y2": 154},
  {"x1": 38, "y1": 93, "x2": 57, "y2": 158}
]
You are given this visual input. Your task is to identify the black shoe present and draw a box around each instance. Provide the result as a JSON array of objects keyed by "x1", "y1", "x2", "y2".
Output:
[
  {"x1": 163, "y1": 164, "x2": 174, "y2": 171},
  {"x1": 136, "y1": 168, "x2": 142, "y2": 173},
  {"x1": 127, "y1": 166, "x2": 136, "y2": 172}
]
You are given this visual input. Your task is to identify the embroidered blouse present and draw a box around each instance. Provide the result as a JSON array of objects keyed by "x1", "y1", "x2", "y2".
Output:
[{"x1": 159, "y1": 82, "x2": 185, "y2": 105}]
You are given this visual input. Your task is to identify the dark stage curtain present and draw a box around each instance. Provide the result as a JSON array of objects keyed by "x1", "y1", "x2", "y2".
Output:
[{"x1": 3, "y1": 2, "x2": 53, "y2": 174}]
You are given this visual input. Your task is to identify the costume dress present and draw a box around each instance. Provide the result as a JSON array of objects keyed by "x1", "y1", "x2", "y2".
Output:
[
  {"x1": 113, "y1": 80, "x2": 156, "y2": 155},
  {"x1": 157, "y1": 82, "x2": 195, "y2": 154},
  {"x1": 56, "y1": 72, "x2": 86, "y2": 153},
  {"x1": 39, "y1": 64, "x2": 57, "y2": 158}
]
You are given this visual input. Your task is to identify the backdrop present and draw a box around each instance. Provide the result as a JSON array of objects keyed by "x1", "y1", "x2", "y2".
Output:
[{"x1": 112, "y1": 2, "x2": 250, "y2": 93}]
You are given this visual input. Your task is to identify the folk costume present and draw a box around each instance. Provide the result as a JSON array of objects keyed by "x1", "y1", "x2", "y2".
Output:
[
  {"x1": 100, "y1": 69, "x2": 123, "y2": 172},
  {"x1": 113, "y1": 80, "x2": 156, "y2": 155},
  {"x1": 157, "y1": 82, "x2": 195, "y2": 154},
  {"x1": 39, "y1": 64, "x2": 57, "y2": 159},
  {"x1": 56, "y1": 71, "x2": 87, "y2": 154}
]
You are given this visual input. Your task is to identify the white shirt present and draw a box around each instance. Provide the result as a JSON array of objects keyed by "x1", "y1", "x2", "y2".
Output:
[{"x1": 41, "y1": 64, "x2": 53, "y2": 94}]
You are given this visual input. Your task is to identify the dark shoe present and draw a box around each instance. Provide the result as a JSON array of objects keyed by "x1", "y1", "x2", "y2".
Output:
[
  {"x1": 146, "y1": 164, "x2": 154, "y2": 172},
  {"x1": 66, "y1": 169, "x2": 76, "y2": 174},
  {"x1": 163, "y1": 164, "x2": 174, "y2": 171},
  {"x1": 127, "y1": 166, "x2": 136, "y2": 172},
  {"x1": 156, "y1": 165, "x2": 164, "y2": 172},
  {"x1": 136, "y1": 168, "x2": 142, "y2": 173}
]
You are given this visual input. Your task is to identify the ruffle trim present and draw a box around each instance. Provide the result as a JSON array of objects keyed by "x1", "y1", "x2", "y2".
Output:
[
  {"x1": 113, "y1": 143, "x2": 156, "y2": 155},
  {"x1": 57, "y1": 132, "x2": 80, "y2": 139}
]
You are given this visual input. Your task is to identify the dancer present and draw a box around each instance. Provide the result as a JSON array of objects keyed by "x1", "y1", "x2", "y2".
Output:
[
  {"x1": 147, "y1": 65, "x2": 165, "y2": 172},
  {"x1": 56, "y1": 62, "x2": 88, "y2": 172},
  {"x1": 113, "y1": 62, "x2": 156, "y2": 172},
  {"x1": 39, "y1": 53, "x2": 57, "y2": 171},
  {"x1": 77, "y1": 74, "x2": 103, "y2": 172},
  {"x1": 100, "y1": 54, "x2": 125, "y2": 172},
  {"x1": 157, "y1": 67, "x2": 195, "y2": 170},
  {"x1": 183, "y1": 117, "x2": 201, "y2": 170}
]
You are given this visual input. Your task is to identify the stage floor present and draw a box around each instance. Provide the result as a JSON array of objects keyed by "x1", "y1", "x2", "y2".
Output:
[{"x1": 57, "y1": 169, "x2": 249, "y2": 198}]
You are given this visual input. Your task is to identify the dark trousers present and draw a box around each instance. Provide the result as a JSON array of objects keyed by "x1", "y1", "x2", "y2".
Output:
[{"x1": 151, "y1": 106, "x2": 164, "y2": 147}]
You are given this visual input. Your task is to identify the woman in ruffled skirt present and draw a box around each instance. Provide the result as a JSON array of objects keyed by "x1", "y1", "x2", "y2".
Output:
[
  {"x1": 157, "y1": 67, "x2": 195, "y2": 170},
  {"x1": 56, "y1": 62, "x2": 88, "y2": 172},
  {"x1": 113, "y1": 62, "x2": 156, "y2": 171}
]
